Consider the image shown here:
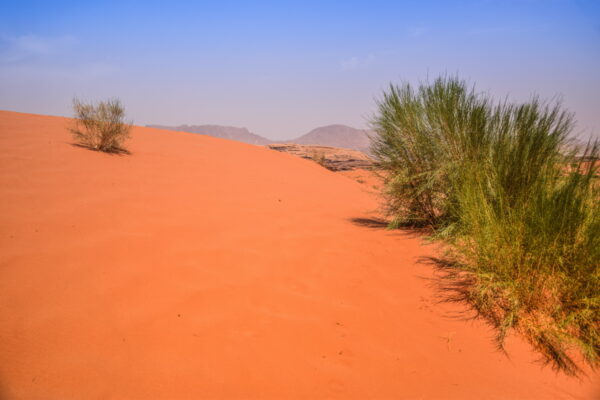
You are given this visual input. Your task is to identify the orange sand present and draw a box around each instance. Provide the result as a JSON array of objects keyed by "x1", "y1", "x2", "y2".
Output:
[{"x1": 0, "y1": 110, "x2": 598, "y2": 399}]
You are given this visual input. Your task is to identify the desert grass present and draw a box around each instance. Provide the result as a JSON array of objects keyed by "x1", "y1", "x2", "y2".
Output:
[
  {"x1": 70, "y1": 98, "x2": 131, "y2": 153},
  {"x1": 309, "y1": 149, "x2": 330, "y2": 169},
  {"x1": 371, "y1": 76, "x2": 599, "y2": 375}
]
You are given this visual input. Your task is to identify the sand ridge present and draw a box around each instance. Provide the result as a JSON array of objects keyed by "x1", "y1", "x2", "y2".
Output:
[{"x1": 0, "y1": 110, "x2": 598, "y2": 399}]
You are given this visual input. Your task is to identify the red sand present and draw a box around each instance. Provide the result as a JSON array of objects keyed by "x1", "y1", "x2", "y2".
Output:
[{"x1": 0, "y1": 110, "x2": 597, "y2": 399}]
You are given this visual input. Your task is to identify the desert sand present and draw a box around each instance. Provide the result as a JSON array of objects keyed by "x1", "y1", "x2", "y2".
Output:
[{"x1": 0, "y1": 110, "x2": 597, "y2": 399}]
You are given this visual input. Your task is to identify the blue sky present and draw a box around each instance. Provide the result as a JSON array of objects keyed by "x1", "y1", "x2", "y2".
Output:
[{"x1": 1, "y1": 0, "x2": 599, "y2": 140}]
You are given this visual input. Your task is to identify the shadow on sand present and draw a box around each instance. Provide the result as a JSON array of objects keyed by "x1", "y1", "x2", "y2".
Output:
[
  {"x1": 349, "y1": 217, "x2": 389, "y2": 229},
  {"x1": 417, "y1": 256, "x2": 482, "y2": 322},
  {"x1": 349, "y1": 217, "x2": 432, "y2": 239},
  {"x1": 69, "y1": 142, "x2": 131, "y2": 155}
]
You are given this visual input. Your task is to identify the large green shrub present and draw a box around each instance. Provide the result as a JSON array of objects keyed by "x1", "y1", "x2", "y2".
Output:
[
  {"x1": 371, "y1": 76, "x2": 600, "y2": 375},
  {"x1": 370, "y1": 77, "x2": 493, "y2": 228}
]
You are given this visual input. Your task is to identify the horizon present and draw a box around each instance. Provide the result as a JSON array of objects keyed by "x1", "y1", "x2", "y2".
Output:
[{"x1": 1, "y1": 0, "x2": 599, "y2": 141}]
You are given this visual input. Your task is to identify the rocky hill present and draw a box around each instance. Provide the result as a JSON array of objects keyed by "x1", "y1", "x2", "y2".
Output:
[{"x1": 289, "y1": 124, "x2": 372, "y2": 153}]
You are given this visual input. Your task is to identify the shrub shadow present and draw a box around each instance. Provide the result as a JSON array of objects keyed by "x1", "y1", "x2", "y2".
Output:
[
  {"x1": 418, "y1": 256, "x2": 481, "y2": 322},
  {"x1": 349, "y1": 217, "x2": 389, "y2": 229},
  {"x1": 349, "y1": 217, "x2": 432, "y2": 238},
  {"x1": 69, "y1": 142, "x2": 131, "y2": 155}
]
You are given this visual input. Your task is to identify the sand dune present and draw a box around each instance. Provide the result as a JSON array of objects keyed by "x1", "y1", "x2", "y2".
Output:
[{"x1": 0, "y1": 110, "x2": 597, "y2": 399}]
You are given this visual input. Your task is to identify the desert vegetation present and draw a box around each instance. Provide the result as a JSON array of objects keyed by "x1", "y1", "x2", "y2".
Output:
[
  {"x1": 371, "y1": 76, "x2": 600, "y2": 376},
  {"x1": 70, "y1": 98, "x2": 132, "y2": 153},
  {"x1": 309, "y1": 148, "x2": 330, "y2": 169}
]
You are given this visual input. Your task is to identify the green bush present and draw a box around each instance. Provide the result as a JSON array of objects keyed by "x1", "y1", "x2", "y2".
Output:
[
  {"x1": 371, "y1": 76, "x2": 600, "y2": 375},
  {"x1": 70, "y1": 98, "x2": 132, "y2": 153},
  {"x1": 370, "y1": 77, "x2": 493, "y2": 228}
]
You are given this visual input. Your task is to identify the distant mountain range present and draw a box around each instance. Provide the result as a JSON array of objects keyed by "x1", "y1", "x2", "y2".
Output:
[
  {"x1": 148, "y1": 124, "x2": 271, "y2": 146},
  {"x1": 147, "y1": 123, "x2": 373, "y2": 152}
]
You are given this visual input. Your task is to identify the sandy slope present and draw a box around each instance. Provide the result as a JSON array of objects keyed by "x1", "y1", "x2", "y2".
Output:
[{"x1": 0, "y1": 110, "x2": 597, "y2": 399}]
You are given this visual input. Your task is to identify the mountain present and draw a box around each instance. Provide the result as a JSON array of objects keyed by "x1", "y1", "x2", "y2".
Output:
[
  {"x1": 147, "y1": 124, "x2": 271, "y2": 145},
  {"x1": 289, "y1": 124, "x2": 372, "y2": 153},
  {"x1": 148, "y1": 123, "x2": 373, "y2": 152}
]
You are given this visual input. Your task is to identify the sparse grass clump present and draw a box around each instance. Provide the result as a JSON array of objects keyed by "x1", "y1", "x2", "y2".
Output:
[
  {"x1": 309, "y1": 149, "x2": 330, "y2": 169},
  {"x1": 70, "y1": 98, "x2": 131, "y2": 153},
  {"x1": 371, "y1": 76, "x2": 600, "y2": 375}
]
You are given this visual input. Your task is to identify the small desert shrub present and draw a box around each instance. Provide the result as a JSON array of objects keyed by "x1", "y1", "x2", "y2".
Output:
[
  {"x1": 371, "y1": 76, "x2": 600, "y2": 375},
  {"x1": 308, "y1": 149, "x2": 332, "y2": 170},
  {"x1": 70, "y1": 98, "x2": 131, "y2": 153}
]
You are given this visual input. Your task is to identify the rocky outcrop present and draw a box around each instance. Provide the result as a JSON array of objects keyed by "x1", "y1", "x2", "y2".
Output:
[{"x1": 267, "y1": 143, "x2": 373, "y2": 171}]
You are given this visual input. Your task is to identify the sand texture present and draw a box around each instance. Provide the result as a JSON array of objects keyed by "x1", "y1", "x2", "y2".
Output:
[{"x1": 0, "y1": 110, "x2": 598, "y2": 399}]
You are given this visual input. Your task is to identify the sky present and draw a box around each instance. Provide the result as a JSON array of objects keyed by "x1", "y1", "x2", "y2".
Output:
[{"x1": 1, "y1": 0, "x2": 599, "y2": 140}]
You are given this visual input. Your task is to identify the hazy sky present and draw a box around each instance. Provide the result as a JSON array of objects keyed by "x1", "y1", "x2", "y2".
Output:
[{"x1": 1, "y1": 0, "x2": 599, "y2": 140}]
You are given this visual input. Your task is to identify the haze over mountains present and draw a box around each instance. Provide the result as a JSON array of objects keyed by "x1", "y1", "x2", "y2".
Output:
[
  {"x1": 148, "y1": 124, "x2": 271, "y2": 146},
  {"x1": 148, "y1": 123, "x2": 372, "y2": 152}
]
